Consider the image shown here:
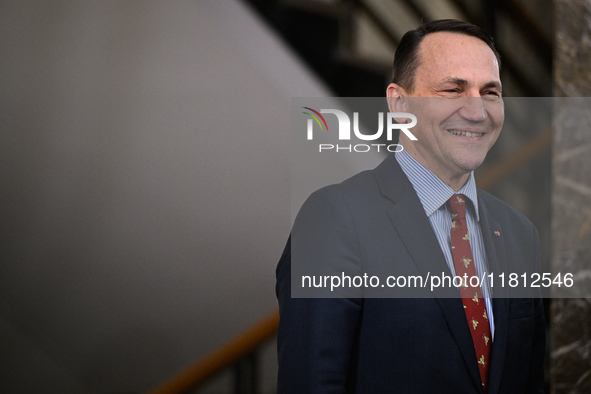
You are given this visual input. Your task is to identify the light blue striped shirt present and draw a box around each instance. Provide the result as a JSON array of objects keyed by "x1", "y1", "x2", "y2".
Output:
[{"x1": 396, "y1": 149, "x2": 495, "y2": 338}]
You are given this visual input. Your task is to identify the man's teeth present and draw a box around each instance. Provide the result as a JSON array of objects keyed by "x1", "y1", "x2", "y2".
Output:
[{"x1": 448, "y1": 129, "x2": 481, "y2": 137}]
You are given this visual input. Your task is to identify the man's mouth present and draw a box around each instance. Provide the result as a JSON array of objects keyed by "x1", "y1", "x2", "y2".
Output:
[{"x1": 448, "y1": 129, "x2": 484, "y2": 138}]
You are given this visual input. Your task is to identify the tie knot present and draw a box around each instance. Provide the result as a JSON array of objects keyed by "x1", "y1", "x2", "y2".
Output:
[{"x1": 447, "y1": 194, "x2": 467, "y2": 220}]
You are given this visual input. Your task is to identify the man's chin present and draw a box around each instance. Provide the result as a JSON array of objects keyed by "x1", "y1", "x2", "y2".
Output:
[{"x1": 456, "y1": 157, "x2": 487, "y2": 174}]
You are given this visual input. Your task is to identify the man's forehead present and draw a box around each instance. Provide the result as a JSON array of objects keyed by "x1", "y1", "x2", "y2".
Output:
[
  {"x1": 416, "y1": 32, "x2": 501, "y2": 82},
  {"x1": 419, "y1": 31, "x2": 495, "y2": 60}
]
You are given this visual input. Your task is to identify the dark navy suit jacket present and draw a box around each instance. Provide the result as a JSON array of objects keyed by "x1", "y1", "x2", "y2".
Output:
[{"x1": 276, "y1": 153, "x2": 545, "y2": 393}]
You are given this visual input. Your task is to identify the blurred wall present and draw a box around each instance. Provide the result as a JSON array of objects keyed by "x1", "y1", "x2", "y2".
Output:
[{"x1": 0, "y1": 0, "x2": 333, "y2": 392}]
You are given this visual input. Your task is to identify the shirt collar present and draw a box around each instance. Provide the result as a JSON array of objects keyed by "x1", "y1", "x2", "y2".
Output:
[{"x1": 395, "y1": 149, "x2": 480, "y2": 221}]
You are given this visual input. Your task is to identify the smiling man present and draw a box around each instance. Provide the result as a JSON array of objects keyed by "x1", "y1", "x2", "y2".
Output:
[{"x1": 277, "y1": 19, "x2": 545, "y2": 393}]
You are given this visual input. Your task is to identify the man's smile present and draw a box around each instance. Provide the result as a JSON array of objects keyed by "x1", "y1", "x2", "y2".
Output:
[{"x1": 447, "y1": 129, "x2": 486, "y2": 138}]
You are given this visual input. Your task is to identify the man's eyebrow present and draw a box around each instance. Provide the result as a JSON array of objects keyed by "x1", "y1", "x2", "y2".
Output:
[
  {"x1": 482, "y1": 81, "x2": 502, "y2": 90},
  {"x1": 436, "y1": 78, "x2": 502, "y2": 90},
  {"x1": 437, "y1": 78, "x2": 468, "y2": 87}
]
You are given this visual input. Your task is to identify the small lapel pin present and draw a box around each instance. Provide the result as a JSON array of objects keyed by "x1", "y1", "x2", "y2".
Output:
[{"x1": 494, "y1": 230, "x2": 501, "y2": 237}]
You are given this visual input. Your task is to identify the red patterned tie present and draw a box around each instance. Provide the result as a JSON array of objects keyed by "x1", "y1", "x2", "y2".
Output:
[{"x1": 447, "y1": 194, "x2": 491, "y2": 392}]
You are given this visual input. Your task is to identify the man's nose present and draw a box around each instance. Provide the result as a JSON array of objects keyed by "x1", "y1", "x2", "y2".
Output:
[{"x1": 458, "y1": 97, "x2": 487, "y2": 121}]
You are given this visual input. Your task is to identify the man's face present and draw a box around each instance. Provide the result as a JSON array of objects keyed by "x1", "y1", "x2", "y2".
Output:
[{"x1": 388, "y1": 32, "x2": 504, "y2": 189}]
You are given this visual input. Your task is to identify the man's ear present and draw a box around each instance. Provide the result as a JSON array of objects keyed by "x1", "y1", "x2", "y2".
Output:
[
  {"x1": 386, "y1": 83, "x2": 408, "y2": 113},
  {"x1": 386, "y1": 83, "x2": 412, "y2": 126}
]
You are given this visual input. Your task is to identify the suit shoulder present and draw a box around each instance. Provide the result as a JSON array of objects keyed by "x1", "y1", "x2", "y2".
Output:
[
  {"x1": 305, "y1": 168, "x2": 379, "y2": 205},
  {"x1": 293, "y1": 168, "x2": 384, "y2": 238},
  {"x1": 478, "y1": 188, "x2": 536, "y2": 229}
]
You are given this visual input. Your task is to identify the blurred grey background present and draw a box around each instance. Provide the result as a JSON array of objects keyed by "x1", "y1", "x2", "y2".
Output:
[{"x1": 0, "y1": 1, "x2": 332, "y2": 392}]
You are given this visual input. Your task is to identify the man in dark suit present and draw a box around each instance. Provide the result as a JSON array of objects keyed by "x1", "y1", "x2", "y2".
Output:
[{"x1": 276, "y1": 19, "x2": 545, "y2": 393}]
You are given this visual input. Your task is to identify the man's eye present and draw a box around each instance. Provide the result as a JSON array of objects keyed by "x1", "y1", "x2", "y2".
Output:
[{"x1": 484, "y1": 91, "x2": 501, "y2": 97}]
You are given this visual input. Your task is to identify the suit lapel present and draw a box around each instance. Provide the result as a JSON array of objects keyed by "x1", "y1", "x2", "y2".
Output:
[
  {"x1": 374, "y1": 155, "x2": 487, "y2": 392},
  {"x1": 478, "y1": 195, "x2": 509, "y2": 394},
  {"x1": 386, "y1": 194, "x2": 453, "y2": 284},
  {"x1": 478, "y1": 194, "x2": 509, "y2": 293},
  {"x1": 375, "y1": 154, "x2": 451, "y2": 282}
]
